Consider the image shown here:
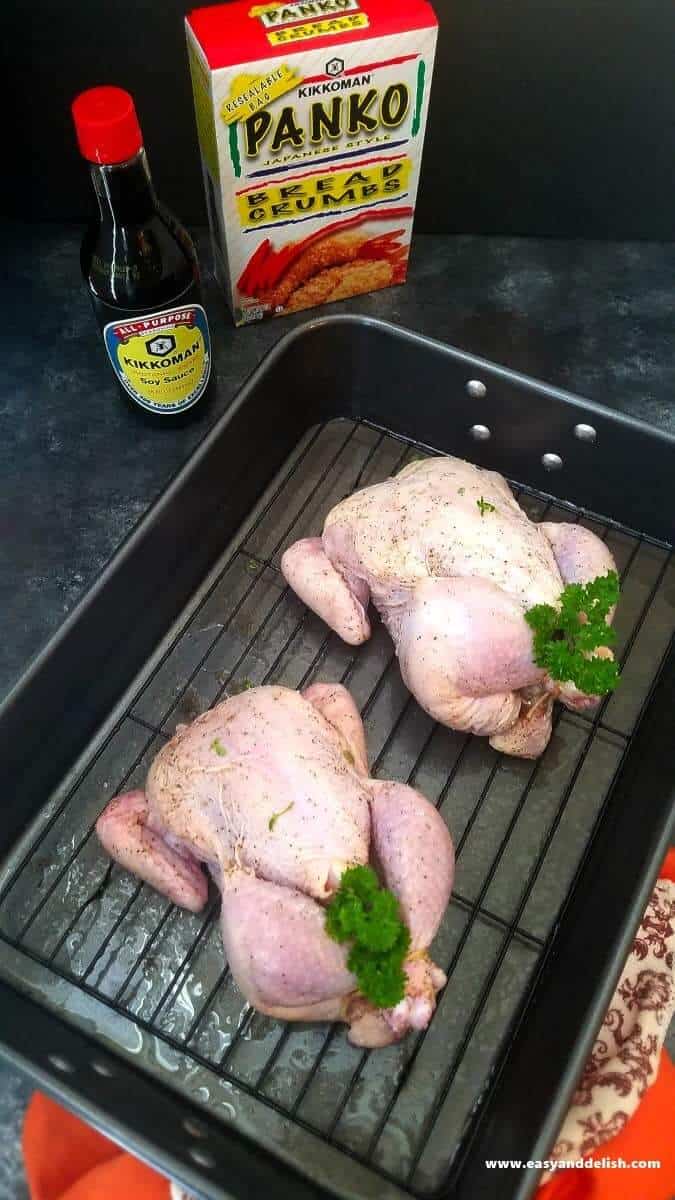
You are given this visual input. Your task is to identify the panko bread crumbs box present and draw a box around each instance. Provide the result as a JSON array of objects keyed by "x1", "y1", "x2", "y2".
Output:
[{"x1": 185, "y1": 0, "x2": 437, "y2": 324}]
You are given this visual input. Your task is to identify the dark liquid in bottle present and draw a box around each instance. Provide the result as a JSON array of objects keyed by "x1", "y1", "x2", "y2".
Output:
[{"x1": 81, "y1": 150, "x2": 212, "y2": 424}]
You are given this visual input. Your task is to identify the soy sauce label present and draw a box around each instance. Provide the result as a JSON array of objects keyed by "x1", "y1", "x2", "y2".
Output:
[{"x1": 103, "y1": 304, "x2": 211, "y2": 413}]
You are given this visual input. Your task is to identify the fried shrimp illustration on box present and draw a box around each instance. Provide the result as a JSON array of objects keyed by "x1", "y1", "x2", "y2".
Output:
[{"x1": 237, "y1": 212, "x2": 411, "y2": 314}]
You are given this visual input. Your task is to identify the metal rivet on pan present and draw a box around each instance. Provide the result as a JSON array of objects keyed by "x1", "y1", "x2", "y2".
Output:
[
  {"x1": 188, "y1": 1147, "x2": 216, "y2": 1168},
  {"x1": 469, "y1": 424, "x2": 491, "y2": 441},
  {"x1": 574, "y1": 423, "x2": 597, "y2": 442},
  {"x1": 48, "y1": 1054, "x2": 74, "y2": 1073},
  {"x1": 91, "y1": 1060, "x2": 115, "y2": 1077},
  {"x1": 183, "y1": 1118, "x2": 208, "y2": 1139},
  {"x1": 466, "y1": 379, "x2": 487, "y2": 398},
  {"x1": 542, "y1": 452, "x2": 563, "y2": 470}
]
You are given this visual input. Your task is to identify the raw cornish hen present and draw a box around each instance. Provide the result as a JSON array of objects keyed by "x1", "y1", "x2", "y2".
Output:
[
  {"x1": 281, "y1": 456, "x2": 618, "y2": 758},
  {"x1": 96, "y1": 684, "x2": 454, "y2": 1047}
]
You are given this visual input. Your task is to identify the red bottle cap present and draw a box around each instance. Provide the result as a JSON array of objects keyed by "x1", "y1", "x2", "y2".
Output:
[{"x1": 72, "y1": 86, "x2": 143, "y2": 165}]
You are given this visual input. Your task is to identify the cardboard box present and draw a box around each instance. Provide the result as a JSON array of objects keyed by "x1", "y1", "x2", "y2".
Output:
[{"x1": 185, "y1": 0, "x2": 438, "y2": 324}]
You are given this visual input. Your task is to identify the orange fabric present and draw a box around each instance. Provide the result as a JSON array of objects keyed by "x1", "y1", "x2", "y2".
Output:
[
  {"x1": 538, "y1": 850, "x2": 675, "y2": 1200},
  {"x1": 23, "y1": 1094, "x2": 118, "y2": 1200},
  {"x1": 52, "y1": 1155, "x2": 169, "y2": 1200},
  {"x1": 659, "y1": 846, "x2": 675, "y2": 885},
  {"x1": 22, "y1": 1093, "x2": 169, "y2": 1200},
  {"x1": 539, "y1": 1050, "x2": 675, "y2": 1200}
]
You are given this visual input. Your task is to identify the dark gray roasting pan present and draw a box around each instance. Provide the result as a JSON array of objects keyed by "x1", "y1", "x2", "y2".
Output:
[{"x1": 0, "y1": 316, "x2": 673, "y2": 1200}]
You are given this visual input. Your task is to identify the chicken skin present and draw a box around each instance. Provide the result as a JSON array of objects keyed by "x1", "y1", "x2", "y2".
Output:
[
  {"x1": 96, "y1": 684, "x2": 454, "y2": 1048},
  {"x1": 281, "y1": 457, "x2": 618, "y2": 758}
]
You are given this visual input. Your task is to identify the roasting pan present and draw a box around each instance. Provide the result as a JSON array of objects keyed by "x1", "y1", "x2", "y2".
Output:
[{"x1": 1, "y1": 316, "x2": 673, "y2": 1200}]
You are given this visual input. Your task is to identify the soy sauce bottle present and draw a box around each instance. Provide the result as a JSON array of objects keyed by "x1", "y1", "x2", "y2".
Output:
[{"x1": 72, "y1": 86, "x2": 212, "y2": 422}]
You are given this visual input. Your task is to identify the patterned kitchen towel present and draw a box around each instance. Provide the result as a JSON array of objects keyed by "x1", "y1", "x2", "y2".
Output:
[
  {"x1": 169, "y1": 1185, "x2": 197, "y2": 1200},
  {"x1": 539, "y1": 846, "x2": 675, "y2": 1199}
]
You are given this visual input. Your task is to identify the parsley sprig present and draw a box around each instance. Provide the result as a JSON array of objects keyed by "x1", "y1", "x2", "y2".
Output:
[
  {"x1": 268, "y1": 801, "x2": 294, "y2": 831},
  {"x1": 477, "y1": 496, "x2": 496, "y2": 517},
  {"x1": 325, "y1": 865, "x2": 410, "y2": 1008},
  {"x1": 525, "y1": 570, "x2": 620, "y2": 695}
]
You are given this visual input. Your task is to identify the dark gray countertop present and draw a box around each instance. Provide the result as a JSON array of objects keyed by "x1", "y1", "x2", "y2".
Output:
[{"x1": 3, "y1": 223, "x2": 674, "y2": 702}]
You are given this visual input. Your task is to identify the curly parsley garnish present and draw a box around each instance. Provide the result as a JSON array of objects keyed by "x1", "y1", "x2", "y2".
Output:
[
  {"x1": 210, "y1": 738, "x2": 227, "y2": 757},
  {"x1": 525, "y1": 570, "x2": 620, "y2": 695},
  {"x1": 477, "y1": 496, "x2": 496, "y2": 517},
  {"x1": 325, "y1": 865, "x2": 410, "y2": 1008},
  {"x1": 268, "y1": 801, "x2": 294, "y2": 831}
]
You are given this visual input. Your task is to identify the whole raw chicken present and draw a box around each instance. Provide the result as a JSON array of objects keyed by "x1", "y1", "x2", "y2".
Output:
[
  {"x1": 281, "y1": 457, "x2": 618, "y2": 758},
  {"x1": 96, "y1": 684, "x2": 454, "y2": 1047}
]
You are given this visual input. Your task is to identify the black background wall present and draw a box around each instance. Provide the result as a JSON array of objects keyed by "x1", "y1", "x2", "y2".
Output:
[{"x1": 6, "y1": 0, "x2": 675, "y2": 237}]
